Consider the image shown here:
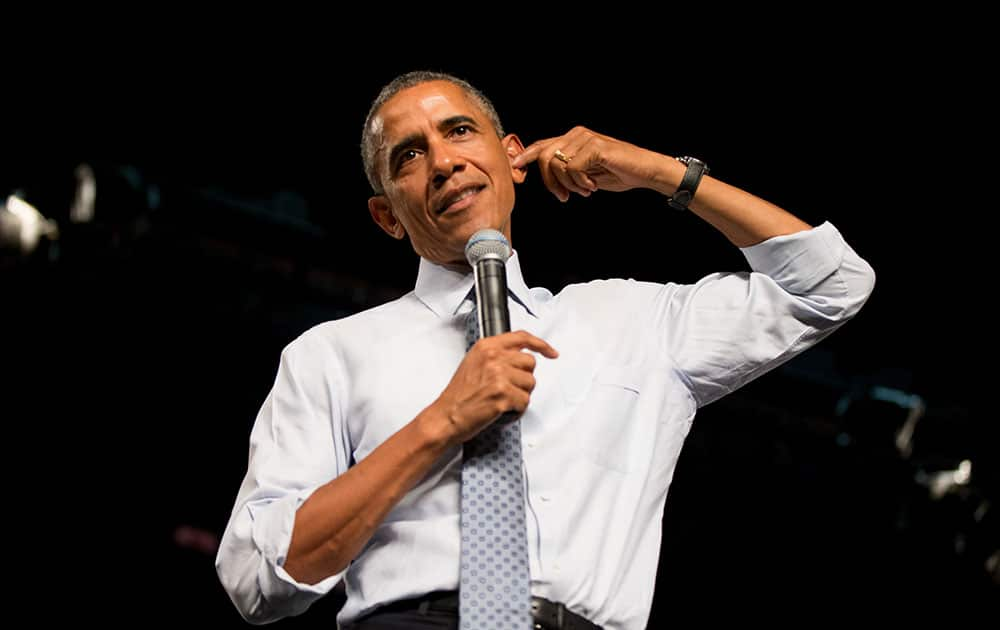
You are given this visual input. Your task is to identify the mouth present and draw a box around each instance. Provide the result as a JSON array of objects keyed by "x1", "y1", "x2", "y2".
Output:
[{"x1": 435, "y1": 184, "x2": 485, "y2": 215}]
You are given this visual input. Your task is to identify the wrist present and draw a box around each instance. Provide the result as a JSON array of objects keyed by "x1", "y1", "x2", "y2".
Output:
[
  {"x1": 666, "y1": 156, "x2": 710, "y2": 211},
  {"x1": 648, "y1": 153, "x2": 689, "y2": 197},
  {"x1": 415, "y1": 402, "x2": 463, "y2": 450}
]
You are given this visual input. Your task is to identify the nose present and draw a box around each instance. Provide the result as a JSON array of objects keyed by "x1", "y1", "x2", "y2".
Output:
[{"x1": 428, "y1": 137, "x2": 466, "y2": 187}]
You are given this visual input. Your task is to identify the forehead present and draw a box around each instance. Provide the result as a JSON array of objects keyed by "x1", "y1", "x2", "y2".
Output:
[{"x1": 375, "y1": 81, "x2": 484, "y2": 140}]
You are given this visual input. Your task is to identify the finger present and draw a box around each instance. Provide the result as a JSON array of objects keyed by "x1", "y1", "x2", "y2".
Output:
[
  {"x1": 553, "y1": 162, "x2": 592, "y2": 198},
  {"x1": 502, "y1": 384, "x2": 531, "y2": 414},
  {"x1": 500, "y1": 330, "x2": 559, "y2": 358},
  {"x1": 578, "y1": 171, "x2": 599, "y2": 192},
  {"x1": 507, "y1": 369, "x2": 537, "y2": 394},
  {"x1": 506, "y1": 350, "x2": 537, "y2": 373},
  {"x1": 565, "y1": 160, "x2": 599, "y2": 193},
  {"x1": 478, "y1": 347, "x2": 536, "y2": 371},
  {"x1": 511, "y1": 140, "x2": 552, "y2": 169},
  {"x1": 558, "y1": 138, "x2": 599, "y2": 193},
  {"x1": 535, "y1": 152, "x2": 571, "y2": 202}
]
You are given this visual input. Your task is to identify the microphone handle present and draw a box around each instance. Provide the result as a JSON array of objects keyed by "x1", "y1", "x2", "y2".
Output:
[
  {"x1": 474, "y1": 257, "x2": 510, "y2": 337},
  {"x1": 475, "y1": 257, "x2": 518, "y2": 424}
]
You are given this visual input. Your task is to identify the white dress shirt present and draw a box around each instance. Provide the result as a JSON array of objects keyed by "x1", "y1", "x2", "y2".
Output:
[{"x1": 216, "y1": 221, "x2": 875, "y2": 629}]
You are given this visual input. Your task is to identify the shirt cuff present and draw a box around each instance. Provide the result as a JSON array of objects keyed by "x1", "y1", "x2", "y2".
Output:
[
  {"x1": 251, "y1": 487, "x2": 344, "y2": 601},
  {"x1": 740, "y1": 221, "x2": 846, "y2": 295}
]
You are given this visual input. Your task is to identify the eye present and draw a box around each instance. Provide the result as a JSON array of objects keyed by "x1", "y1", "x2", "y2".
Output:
[
  {"x1": 451, "y1": 125, "x2": 471, "y2": 137},
  {"x1": 398, "y1": 149, "x2": 419, "y2": 166}
]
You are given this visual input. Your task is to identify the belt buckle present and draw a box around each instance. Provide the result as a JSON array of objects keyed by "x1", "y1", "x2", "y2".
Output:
[{"x1": 531, "y1": 596, "x2": 567, "y2": 630}]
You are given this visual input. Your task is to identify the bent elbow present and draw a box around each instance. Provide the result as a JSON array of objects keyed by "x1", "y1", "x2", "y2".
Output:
[
  {"x1": 839, "y1": 255, "x2": 876, "y2": 321},
  {"x1": 801, "y1": 254, "x2": 876, "y2": 327},
  {"x1": 216, "y1": 545, "x2": 288, "y2": 625}
]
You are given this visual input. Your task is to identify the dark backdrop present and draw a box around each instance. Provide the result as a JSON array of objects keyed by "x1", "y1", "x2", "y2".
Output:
[{"x1": 3, "y1": 25, "x2": 994, "y2": 627}]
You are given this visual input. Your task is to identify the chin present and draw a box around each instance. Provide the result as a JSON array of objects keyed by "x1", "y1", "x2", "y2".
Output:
[
  {"x1": 452, "y1": 218, "x2": 492, "y2": 241},
  {"x1": 447, "y1": 206, "x2": 510, "y2": 247}
]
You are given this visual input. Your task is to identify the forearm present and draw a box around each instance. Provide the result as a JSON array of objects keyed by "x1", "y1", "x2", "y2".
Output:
[
  {"x1": 283, "y1": 327, "x2": 557, "y2": 585},
  {"x1": 648, "y1": 153, "x2": 811, "y2": 247},
  {"x1": 284, "y1": 406, "x2": 453, "y2": 584}
]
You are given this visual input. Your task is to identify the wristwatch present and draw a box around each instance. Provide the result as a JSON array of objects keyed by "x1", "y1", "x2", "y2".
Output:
[{"x1": 666, "y1": 156, "x2": 709, "y2": 211}]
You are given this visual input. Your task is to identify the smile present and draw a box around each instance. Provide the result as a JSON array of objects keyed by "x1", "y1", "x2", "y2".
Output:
[{"x1": 437, "y1": 185, "x2": 484, "y2": 215}]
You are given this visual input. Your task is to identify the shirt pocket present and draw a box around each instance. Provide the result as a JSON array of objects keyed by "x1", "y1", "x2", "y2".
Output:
[{"x1": 576, "y1": 366, "x2": 643, "y2": 474}]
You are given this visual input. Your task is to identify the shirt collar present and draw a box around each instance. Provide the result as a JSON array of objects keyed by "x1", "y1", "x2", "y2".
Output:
[{"x1": 414, "y1": 249, "x2": 538, "y2": 319}]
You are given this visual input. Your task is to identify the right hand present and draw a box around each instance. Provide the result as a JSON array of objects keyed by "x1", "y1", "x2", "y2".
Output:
[{"x1": 432, "y1": 330, "x2": 558, "y2": 445}]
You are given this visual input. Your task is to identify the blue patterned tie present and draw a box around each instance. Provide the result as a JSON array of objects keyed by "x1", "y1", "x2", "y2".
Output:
[{"x1": 459, "y1": 298, "x2": 532, "y2": 629}]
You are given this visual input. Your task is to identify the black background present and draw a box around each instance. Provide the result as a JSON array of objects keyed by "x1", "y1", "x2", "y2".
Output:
[{"x1": 3, "y1": 20, "x2": 994, "y2": 627}]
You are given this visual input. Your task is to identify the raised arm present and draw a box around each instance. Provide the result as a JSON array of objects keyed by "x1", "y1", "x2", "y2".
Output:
[{"x1": 510, "y1": 125, "x2": 811, "y2": 247}]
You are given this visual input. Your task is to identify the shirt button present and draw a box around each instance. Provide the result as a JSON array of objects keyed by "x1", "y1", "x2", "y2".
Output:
[
  {"x1": 553, "y1": 562, "x2": 561, "y2": 572},
  {"x1": 540, "y1": 495, "x2": 550, "y2": 502},
  {"x1": 526, "y1": 441, "x2": 536, "y2": 448}
]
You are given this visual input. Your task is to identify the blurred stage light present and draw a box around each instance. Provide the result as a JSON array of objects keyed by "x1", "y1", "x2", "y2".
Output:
[
  {"x1": 917, "y1": 459, "x2": 972, "y2": 501},
  {"x1": 70, "y1": 163, "x2": 96, "y2": 223},
  {"x1": 0, "y1": 194, "x2": 59, "y2": 254},
  {"x1": 173, "y1": 524, "x2": 219, "y2": 555}
]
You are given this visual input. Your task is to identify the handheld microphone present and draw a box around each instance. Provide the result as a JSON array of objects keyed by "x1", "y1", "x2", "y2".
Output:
[{"x1": 464, "y1": 229, "x2": 511, "y2": 339}]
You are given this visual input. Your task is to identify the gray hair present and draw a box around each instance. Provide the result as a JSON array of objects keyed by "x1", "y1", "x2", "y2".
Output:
[{"x1": 361, "y1": 71, "x2": 505, "y2": 194}]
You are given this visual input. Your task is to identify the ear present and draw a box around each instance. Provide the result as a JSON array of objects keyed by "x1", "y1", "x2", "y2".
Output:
[
  {"x1": 368, "y1": 195, "x2": 406, "y2": 240},
  {"x1": 503, "y1": 134, "x2": 527, "y2": 184}
]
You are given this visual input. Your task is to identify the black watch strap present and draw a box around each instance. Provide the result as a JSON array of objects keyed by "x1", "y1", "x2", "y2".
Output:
[{"x1": 667, "y1": 156, "x2": 709, "y2": 211}]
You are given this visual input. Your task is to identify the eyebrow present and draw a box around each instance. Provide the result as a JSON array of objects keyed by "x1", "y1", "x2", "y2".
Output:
[{"x1": 386, "y1": 115, "x2": 479, "y2": 172}]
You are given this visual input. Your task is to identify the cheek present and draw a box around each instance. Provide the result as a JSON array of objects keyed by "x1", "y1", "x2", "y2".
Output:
[
  {"x1": 495, "y1": 176, "x2": 516, "y2": 208},
  {"x1": 392, "y1": 197, "x2": 426, "y2": 228}
]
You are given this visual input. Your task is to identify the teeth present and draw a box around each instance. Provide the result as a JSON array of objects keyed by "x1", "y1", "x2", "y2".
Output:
[{"x1": 443, "y1": 187, "x2": 478, "y2": 211}]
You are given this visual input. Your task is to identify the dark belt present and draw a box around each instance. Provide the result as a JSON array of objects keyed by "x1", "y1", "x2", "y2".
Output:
[{"x1": 359, "y1": 590, "x2": 602, "y2": 630}]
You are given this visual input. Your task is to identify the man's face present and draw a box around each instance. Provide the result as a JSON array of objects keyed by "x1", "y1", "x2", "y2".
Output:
[{"x1": 368, "y1": 81, "x2": 525, "y2": 267}]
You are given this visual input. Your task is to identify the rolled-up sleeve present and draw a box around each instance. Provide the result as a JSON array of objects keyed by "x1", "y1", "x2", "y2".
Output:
[
  {"x1": 656, "y1": 221, "x2": 875, "y2": 407},
  {"x1": 215, "y1": 329, "x2": 351, "y2": 623}
]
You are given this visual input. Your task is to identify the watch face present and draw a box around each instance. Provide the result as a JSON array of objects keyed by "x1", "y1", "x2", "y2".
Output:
[{"x1": 678, "y1": 156, "x2": 709, "y2": 174}]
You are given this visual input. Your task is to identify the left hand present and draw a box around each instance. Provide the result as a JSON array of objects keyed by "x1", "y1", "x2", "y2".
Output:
[{"x1": 511, "y1": 126, "x2": 668, "y2": 202}]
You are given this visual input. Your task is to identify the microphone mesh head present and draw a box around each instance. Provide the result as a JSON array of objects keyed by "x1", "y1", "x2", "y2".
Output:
[{"x1": 465, "y1": 229, "x2": 511, "y2": 265}]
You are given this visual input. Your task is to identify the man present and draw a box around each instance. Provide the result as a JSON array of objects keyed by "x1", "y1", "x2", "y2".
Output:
[{"x1": 216, "y1": 71, "x2": 875, "y2": 629}]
